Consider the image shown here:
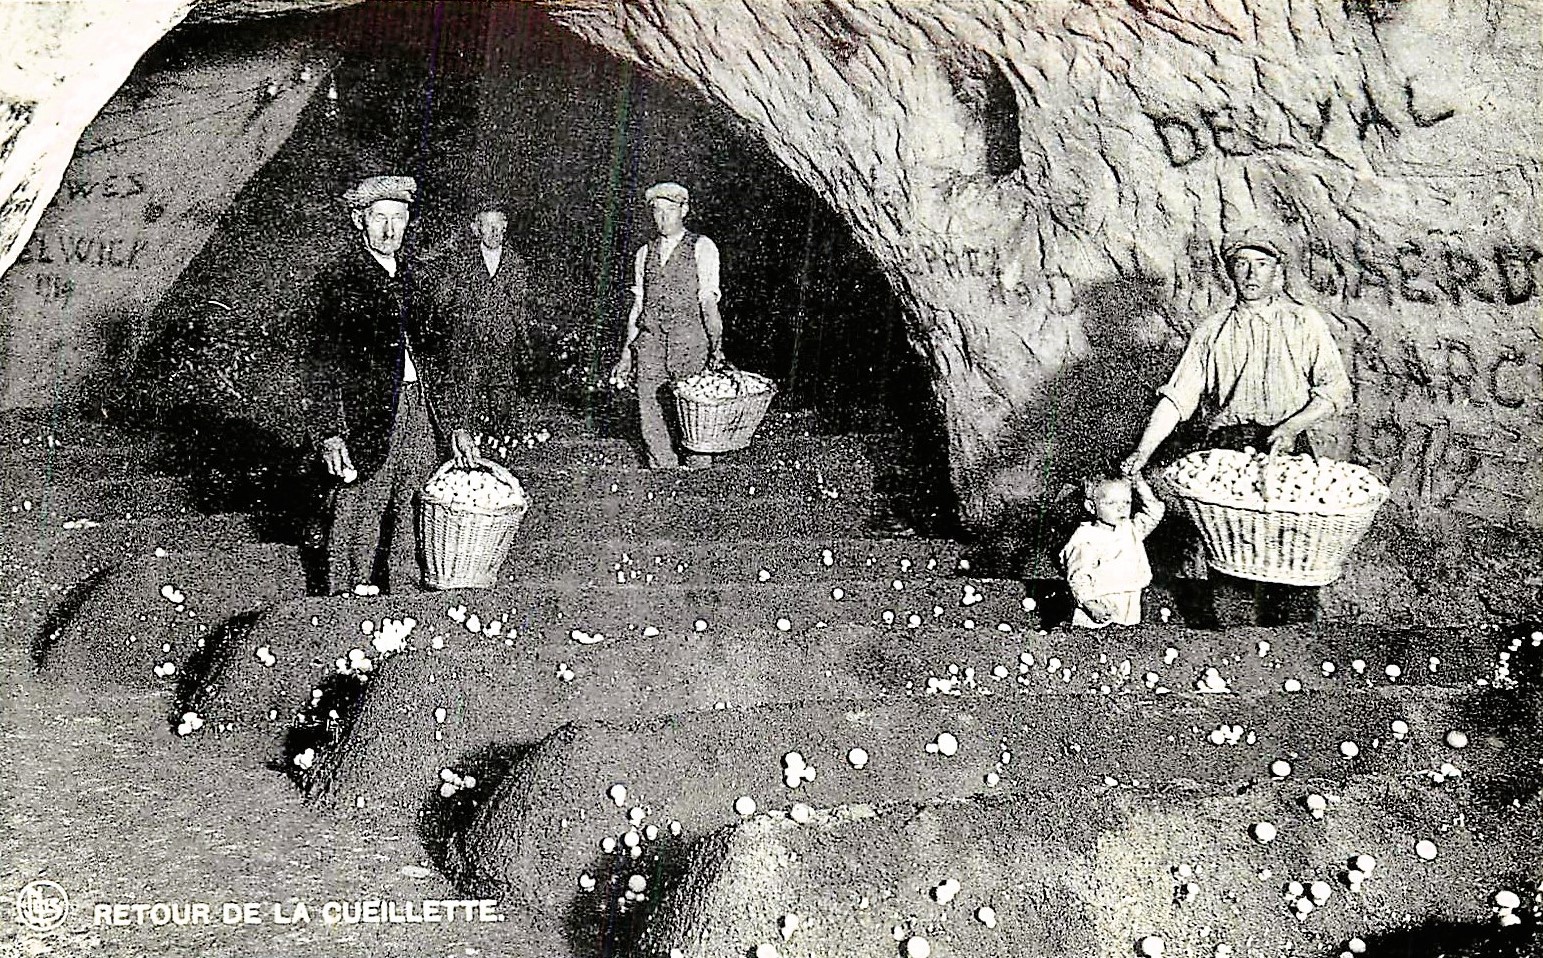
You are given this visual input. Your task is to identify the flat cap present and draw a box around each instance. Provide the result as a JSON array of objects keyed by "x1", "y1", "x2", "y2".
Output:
[
  {"x1": 467, "y1": 192, "x2": 507, "y2": 216},
  {"x1": 342, "y1": 175, "x2": 417, "y2": 209},
  {"x1": 644, "y1": 181, "x2": 689, "y2": 204},
  {"x1": 1221, "y1": 227, "x2": 1286, "y2": 262}
]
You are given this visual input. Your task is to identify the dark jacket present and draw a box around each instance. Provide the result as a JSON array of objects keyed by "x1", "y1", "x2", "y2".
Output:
[
  {"x1": 303, "y1": 243, "x2": 472, "y2": 477},
  {"x1": 440, "y1": 243, "x2": 532, "y2": 387}
]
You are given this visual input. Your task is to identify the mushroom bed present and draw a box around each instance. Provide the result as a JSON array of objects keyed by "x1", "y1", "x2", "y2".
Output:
[{"x1": 10, "y1": 406, "x2": 1543, "y2": 958}]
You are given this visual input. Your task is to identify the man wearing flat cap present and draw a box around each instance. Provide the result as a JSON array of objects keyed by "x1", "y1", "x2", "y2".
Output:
[
  {"x1": 303, "y1": 174, "x2": 479, "y2": 595},
  {"x1": 610, "y1": 181, "x2": 727, "y2": 469},
  {"x1": 1122, "y1": 225, "x2": 1352, "y2": 626},
  {"x1": 439, "y1": 195, "x2": 532, "y2": 434}
]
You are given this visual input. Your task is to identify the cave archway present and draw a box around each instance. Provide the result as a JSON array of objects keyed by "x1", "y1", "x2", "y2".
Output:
[
  {"x1": 3, "y1": 0, "x2": 1540, "y2": 561},
  {"x1": 121, "y1": 1, "x2": 956, "y2": 535}
]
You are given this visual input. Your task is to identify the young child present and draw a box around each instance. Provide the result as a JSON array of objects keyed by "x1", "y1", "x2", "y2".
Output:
[{"x1": 1060, "y1": 472, "x2": 1165, "y2": 628}]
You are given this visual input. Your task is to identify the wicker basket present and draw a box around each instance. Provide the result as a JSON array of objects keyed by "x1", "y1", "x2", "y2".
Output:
[
  {"x1": 671, "y1": 369, "x2": 778, "y2": 453},
  {"x1": 1158, "y1": 455, "x2": 1389, "y2": 587},
  {"x1": 418, "y1": 460, "x2": 528, "y2": 590}
]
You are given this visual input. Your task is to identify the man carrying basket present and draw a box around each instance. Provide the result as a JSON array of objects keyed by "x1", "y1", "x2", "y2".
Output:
[
  {"x1": 610, "y1": 181, "x2": 727, "y2": 470},
  {"x1": 304, "y1": 174, "x2": 480, "y2": 596},
  {"x1": 1121, "y1": 227, "x2": 1353, "y2": 627}
]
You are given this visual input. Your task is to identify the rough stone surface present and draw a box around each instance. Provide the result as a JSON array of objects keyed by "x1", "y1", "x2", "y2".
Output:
[
  {"x1": 0, "y1": 24, "x2": 322, "y2": 407},
  {"x1": 0, "y1": 1, "x2": 194, "y2": 278},
  {"x1": 3, "y1": 1, "x2": 1540, "y2": 542},
  {"x1": 545, "y1": 0, "x2": 1543, "y2": 530}
]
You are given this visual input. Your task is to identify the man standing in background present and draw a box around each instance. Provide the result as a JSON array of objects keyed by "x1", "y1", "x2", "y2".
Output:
[
  {"x1": 442, "y1": 195, "x2": 532, "y2": 434},
  {"x1": 304, "y1": 174, "x2": 479, "y2": 595},
  {"x1": 611, "y1": 181, "x2": 727, "y2": 469}
]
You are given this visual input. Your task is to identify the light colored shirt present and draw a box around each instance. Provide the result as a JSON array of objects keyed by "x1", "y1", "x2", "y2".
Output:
[
  {"x1": 1156, "y1": 298, "x2": 1351, "y2": 432},
  {"x1": 630, "y1": 233, "x2": 721, "y2": 313},
  {"x1": 367, "y1": 248, "x2": 397, "y2": 277},
  {"x1": 480, "y1": 245, "x2": 502, "y2": 278},
  {"x1": 1061, "y1": 502, "x2": 1164, "y2": 628},
  {"x1": 366, "y1": 247, "x2": 418, "y2": 382}
]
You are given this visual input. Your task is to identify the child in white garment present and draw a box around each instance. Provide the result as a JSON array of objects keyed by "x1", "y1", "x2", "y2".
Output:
[{"x1": 1061, "y1": 472, "x2": 1165, "y2": 628}]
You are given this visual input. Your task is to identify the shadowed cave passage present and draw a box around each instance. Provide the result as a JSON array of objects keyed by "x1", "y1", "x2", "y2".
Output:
[{"x1": 127, "y1": 0, "x2": 956, "y2": 537}]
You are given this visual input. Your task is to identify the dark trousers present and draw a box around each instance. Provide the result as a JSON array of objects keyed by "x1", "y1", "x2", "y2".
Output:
[
  {"x1": 633, "y1": 326, "x2": 709, "y2": 469},
  {"x1": 1204, "y1": 423, "x2": 1320, "y2": 628},
  {"x1": 327, "y1": 383, "x2": 439, "y2": 594},
  {"x1": 477, "y1": 381, "x2": 520, "y2": 437}
]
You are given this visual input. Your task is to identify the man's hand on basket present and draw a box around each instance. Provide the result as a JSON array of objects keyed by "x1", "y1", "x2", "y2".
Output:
[
  {"x1": 319, "y1": 436, "x2": 356, "y2": 482},
  {"x1": 706, "y1": 343, "x2": 727, "y2": 370},
  {"x1": 1266, "y1": 422, "x2": 1303, "y2": 455},
  {"x1": 450, "y1": 428, "x2": 480, "y2": 469}
]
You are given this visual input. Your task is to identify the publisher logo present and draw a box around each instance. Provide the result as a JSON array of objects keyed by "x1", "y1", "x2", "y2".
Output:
[{"x1": 15, "y1": 880, "x2": 69, "y2": 932}]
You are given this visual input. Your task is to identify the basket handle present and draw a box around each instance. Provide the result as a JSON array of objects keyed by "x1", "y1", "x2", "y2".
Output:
[{"x1": 427, "y1": 457, "x2": 521, "y2": 491}]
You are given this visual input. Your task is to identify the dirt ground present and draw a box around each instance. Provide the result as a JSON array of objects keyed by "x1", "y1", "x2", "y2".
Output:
[
  {"x1": 2, "y1": 407, "x2": 1540, "y2": 958},
  {"x1": 0, "y1": 639, "x2": 543, "y2": 958}
]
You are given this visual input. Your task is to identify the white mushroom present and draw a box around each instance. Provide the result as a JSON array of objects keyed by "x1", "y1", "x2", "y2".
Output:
[
  {"x1": 931, "y1": 878, "x2": 961, "y2": 904},
  {"x1": 778, "y1": 914, "x2": 800, "y2": 941}
]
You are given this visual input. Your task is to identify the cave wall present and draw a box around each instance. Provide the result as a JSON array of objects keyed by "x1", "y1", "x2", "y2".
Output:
[
  {"x1": 0, "y1": 21, "x2": 324, "y2": 409},
  {"x1": 544, "y1": 0, "x2": 1543, "y2": 532},
  {"x1": 1, "y1": 0, "x2": 1540, "y2": 540},
  {"x1": 0, "y1": 0, "x2": 195, "y2": 282}
]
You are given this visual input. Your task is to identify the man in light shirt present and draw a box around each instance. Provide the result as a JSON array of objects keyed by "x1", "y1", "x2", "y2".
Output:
[
  {"x1": 442, "y1": 196, "x2": 532, "y2": 433},
  {"x1": 610, "y1": 181, "x2": 726, "y2": 469},
  {"x1": 303, "y1": 174, "x2": 478, "y2": 595},
  {"x1": 1122, "y1": 227, "x2": 1353, "y2": 626}
]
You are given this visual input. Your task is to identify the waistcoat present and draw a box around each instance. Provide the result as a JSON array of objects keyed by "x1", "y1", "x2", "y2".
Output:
[{"x1": 640, "y1": 232, "x2": 699, "y2": 332}]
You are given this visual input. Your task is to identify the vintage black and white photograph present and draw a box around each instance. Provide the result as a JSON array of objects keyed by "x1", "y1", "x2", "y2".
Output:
[{"x1": 1, "y1": 1, "x2": 1540, "y2": 956}]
